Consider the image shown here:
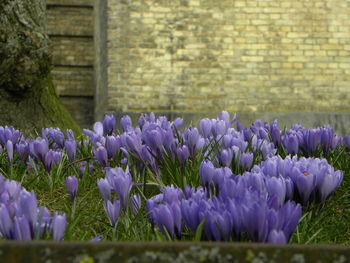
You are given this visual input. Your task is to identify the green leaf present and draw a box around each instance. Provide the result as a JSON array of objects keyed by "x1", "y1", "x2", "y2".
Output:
[{"x1": 194, "y1": 218, "x2": 206, "y2": 241}]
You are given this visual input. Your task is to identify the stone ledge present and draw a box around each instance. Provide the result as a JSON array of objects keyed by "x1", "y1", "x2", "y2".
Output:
[{"x1": 0, "y1": 241, "x2": 348, "y2": 263}]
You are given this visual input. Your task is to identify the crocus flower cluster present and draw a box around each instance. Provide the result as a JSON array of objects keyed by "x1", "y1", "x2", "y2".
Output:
[
  {"x1": 147, "y1": 183, "x2": 301, "y2": 243},
  {"x1": 0, "y1": 111, "x2": 347, "y2": 244},
  {"x1": 97, "y1": 166, "x2": 141, "y2": 225},
  {"x1": 147, "y1": 152, "x2": 343, "y2": 242},
  {"x1": 0, "y1": 127, "x2": 79, "y2": 174},
  {"x1": 252, "y1": 156, "x2": 343, "y2": 204},
  {"x1": 0, "y1": 174, "x2": 66, "y2": 240}
]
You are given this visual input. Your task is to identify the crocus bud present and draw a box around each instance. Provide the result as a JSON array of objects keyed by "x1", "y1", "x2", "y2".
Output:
[
  {"x1": 106, "y1": 136, "x2": 119, "y2": 159},
  {"x1": 199, "y1": 160, "x2": 216, "y2": 188},
  {"x1": 282, "y1": 131, "x2": 299, "y2": 155},
  {"x1": 97, "y1": 178, "x2": 111, "y2": 200},
  {"x1": 6, "y1": 140, "x2": 13, "y2": 164},
  {"x1": 65, "y1": 176, "x2": 78, "y2": 199},
  {"x1": 13, "y1": 216, "x2": 31, "y2": 241},
  {"x1": 130, "y1": 194, "x2": 141, "y2": 216},
  {"x1": 16, "y1": 140, "x2": 29, "y2": 160},
  {"x1": 52, "y1": 213, "x2": 67, "y2": 241},
  {"x1": 66, "y1": 129, "x2": 75, "y2": 141},
  {"x1": 64, "y1": 139, "x2": 76, "y2": 161},
  {"x1": 199, "y1": 118, "x2": 212, "y2": 138},
  {"x1": 104, "y1": 199, "x2": 120, "y2": 227},
  {"x1": 29, "y1": 138, "x2": 49, "y2": 163},
  {"x1": 268, "y1": 230, "x2": 287, "y2": 244},
  {"x1": 0, "y1": 204, "x2": 12, "y2": 239},
  {"x1": 19, "y1": 191, "x2": 38, "y2": 227},
  {"x1": 176, "y1": 145, "x2": 189, "y2": 166},
  {"x1": 43, "y1": 150, "x2": 62, "y2": 173},
  {"x1": 152, "y1": 204, "x2": 175, "y2": 239},
  {"x1": 93, "y1": 146, "x2": 108, "y2": 167},
  {"x1": 106, "y1": 167, "x2": 133, "y2": 211},
  {"x1": 240, "y1": 152, "x2": 253, "y2": 171},
  {"x1": 90, "y1": 235, "x2": 102, "y2": 242},
  {"x1": 93, "y1": 122, "x2": 104, "y2": 137},
  {"x1": 103, "y1": 114, "x2": 116, "y2": 135},
  {"x1": 217, "y1": 148, "x2": 233, "y2": 167},
  {"x1": 120, "y1": 115, "x2": 132, "y2": 132},
  {"x1": 172, "y1": 118, "x2": 184, "y2": 130}
]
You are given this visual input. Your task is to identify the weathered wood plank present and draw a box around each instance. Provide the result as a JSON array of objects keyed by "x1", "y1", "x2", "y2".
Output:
[
  {"x1": 46, "y1": 0, "x2": 93, "y2": 6},
  {"x1": 51, "y1": 36, "x2": 94, "y2": 66},
  {"x1": 60, "y1": 96, "x2": 94, "y2": 128},
  {"x1": 47, "y1": 7, "x2": 93, "y2": 36},
  {"x1": 52, "y1": 66, "x2": 94, "y2": 96}
]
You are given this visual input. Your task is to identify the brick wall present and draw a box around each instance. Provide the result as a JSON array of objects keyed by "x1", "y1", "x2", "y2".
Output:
[
  {"x1": 106, "y1": 0, "x2": 350, "y2": 113},
  {"x1": 47, "y1": 0, "x2": 94, "y2": 127}
]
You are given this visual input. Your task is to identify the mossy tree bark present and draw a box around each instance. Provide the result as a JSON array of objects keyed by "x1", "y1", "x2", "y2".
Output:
[{"x1": 0, "y1": 0, "x2": 80, "y2": 135}]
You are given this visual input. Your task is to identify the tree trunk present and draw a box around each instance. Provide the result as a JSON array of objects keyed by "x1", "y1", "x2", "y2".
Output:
[{"x1": 0, "y1": 0, "x2": 80, "y2": 135}]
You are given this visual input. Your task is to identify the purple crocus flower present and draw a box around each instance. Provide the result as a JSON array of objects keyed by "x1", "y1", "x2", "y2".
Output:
[
  {"x1": 52, "y1": 213, "x2": 66, "y2": 241},
  {"x1": 90, "y1": 235, "x2": 102, "y2": 242},
  {"x1": 6, "y1": 140, "x2": 13, "y2": 164},
  {"x1": 161, "y1": 185, "x2": 183, "y2": 204},
  {"x1": 93, "y1": 122, "x2": 104, "y2": 137},
  {"x1": 317, "y1": 171, "x2": 343, "y2": 201},
  {"x1": 181, "y1": 199, "x2": 200, "y2": 233},
  {"x1": 152, "y1": 204, "x2": 175, "y2": 239},
  {"x1": 18, "y1": 191, "x2": 38, "y2": 229},
  {"x1": 217, "y1": 148, "x2": 233, "y2": 167},
  {"x1": 268, "y1": 230, "x2": 287, "y2": 244},
  {"x1": 243, "y1": 201, "x2": 269, "y2": 242},
  {"x1": 0, "y1": 204, "x2": 12, "y2": 239},
  {"x1": 199, "y1": 118, "x2": 212, "y2": 138},
  {"x1": 240, "y1": 152, "x2": 253, "y2": 171},
  {"x1": 279, "y1": 201, "x2": 302, "y2": 241},
  {"x1": 199, "y1": 160, "x2": 216, "y2": 189},
  {"x1": 104, "y1": 199, "x2": 120, "y2": 227},
  {"x1": 76, "y1": 161, "x2": 94, "y2": 176},
  {"x1": 204, "y1": 210, "x2": 232, "y2": 241},
  {"x1": 120, "y1": 115, "x2": 132, "y2": 132},
  {"x1": 106, "y1": 135, "x2": 119, "y2": 159},
  {"x1": 265, "y1": 177, "x2": 286, "y2": 206},
  {"x1": 302, "y1": 128, "x2": 322, "y2": 154},
  {"x1": 142, "y1": 128, "x2": 164, "y2": 153},
  {"x1": 64, "y1": 139, "x2": 76, "y2": 161},
  {"x1": 93, "y1": 146, "x2": 108, "y2": 167},
  {"x1": 103, "y1": 114, "x2": 116, "y2": 135},
  {"x1": 282, "y1": 131, "x2": 299, "y2": 155},
  {"x1": 130, "y1": 194, "x2": 141, "y2": 216},
  {"x1": 13, "y1": 216, "x2": 32, "y2": 240},
  {"x1": 176, "y1": 145, "x2": 189, "y2": 166},
  {"x1": 268, "y1": 121, "x2": 281, "y2": 147},
  {"x1": 211, "y1": 120, "x2": 227, "y2": 138},
  {"x1": 259, "y1": 140, "x2": 276, "y2": 160},
  {"x1": 105, "y1": 167, "x2": 133, "y2": 211},
  {"x1": 43, "y1": 150, "x2": 62, "y2": 173},
  {"x1": 29, "y1": 138, "x2": 49, "y2": 163},
  {"x1": 66, "y1": 129, "x2": 75, "y2": 141},
  {"x1": 0, "y1": 126, "x2": 21, "y2": 145},
  {"x1": 15, "y1": 140, "x2": 29, "y2": 160},
  {"x1": 172, "y1": 118, "x2": 184, "y2": 130},
  {"x1": 184, "y1": 127, "x2": 204, "y2": 157},
  {"x1": 97, "y1": 178, "x2": 111, "y2": 201},
  {"x1": 291, "y1": 168, "x2": 316, "y2": 204},
  {"x1": 65, "y1": 176, "x2": 78, "y2": 199}
]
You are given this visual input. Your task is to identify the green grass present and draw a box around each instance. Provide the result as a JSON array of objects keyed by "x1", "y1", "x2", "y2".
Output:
[{"x1": 0, "y1": 139, "x2": 350, "y2": 243}]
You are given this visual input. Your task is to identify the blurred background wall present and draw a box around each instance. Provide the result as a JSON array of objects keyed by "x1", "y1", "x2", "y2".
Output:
[{"x1": 47, "y1": 0, "x2": 350, "y2": 130}]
